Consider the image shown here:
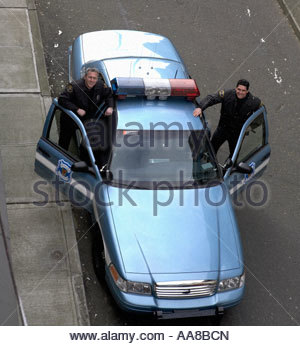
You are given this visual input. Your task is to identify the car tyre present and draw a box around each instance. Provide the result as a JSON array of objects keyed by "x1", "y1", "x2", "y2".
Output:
[{"x1": 91, "y1": 223, "x2": 106, "y2": 279}]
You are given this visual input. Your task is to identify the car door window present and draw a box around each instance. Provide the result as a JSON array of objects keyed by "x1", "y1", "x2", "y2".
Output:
[
  {"x1": 47, "y1": 108, "x2": 83, "y2": 161},
  {"x1": 236, "y1": 113, "x2": 266, "y2": 164}
]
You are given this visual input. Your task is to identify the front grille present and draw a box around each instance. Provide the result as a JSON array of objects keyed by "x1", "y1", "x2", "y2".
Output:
[{"x1": 155, "y1": 280, "x2": 217, "y2": 299}]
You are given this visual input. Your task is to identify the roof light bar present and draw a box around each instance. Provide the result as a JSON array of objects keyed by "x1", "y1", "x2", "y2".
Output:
[{"x1": 111, "y1": 77, "x2": 200, "y2": 100}]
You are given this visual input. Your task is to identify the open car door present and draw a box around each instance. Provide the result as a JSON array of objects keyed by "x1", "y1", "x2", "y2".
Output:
[
  {"x1": 34, "y1": 99, "x2": 101, "y2": 213},
  {"x1": 224, "y1": 106, "x2": 270, "y2": 195}
]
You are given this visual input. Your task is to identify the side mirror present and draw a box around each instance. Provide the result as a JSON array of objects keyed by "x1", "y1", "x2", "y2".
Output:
[
  {"x1": 234, "y1": 162, "x2": 253, "y2": 174},
  {"x1": 72, "y1": 161, "x2": 95, "y2": 175},
  {"x1": 72, "y1": 161, "x2": 89, "y2": 172}
]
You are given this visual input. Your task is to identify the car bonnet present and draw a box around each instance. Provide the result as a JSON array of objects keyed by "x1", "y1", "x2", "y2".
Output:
[{"x1": 106, "y1": 184, "x2": 242, "y2": 275}]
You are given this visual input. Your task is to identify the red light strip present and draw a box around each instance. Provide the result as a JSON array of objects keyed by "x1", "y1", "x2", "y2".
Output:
[{"x1": 169, "y1": 79, "x2": 200, "y2": 98}]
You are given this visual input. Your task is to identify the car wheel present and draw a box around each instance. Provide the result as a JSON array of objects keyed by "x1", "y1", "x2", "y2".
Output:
[{"x1": 91, "y1": 224, "x2": 105, "y2": 279}]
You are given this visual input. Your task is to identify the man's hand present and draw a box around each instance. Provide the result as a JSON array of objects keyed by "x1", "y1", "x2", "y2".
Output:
[
  {"x1": 193, "y1": 108, "x2": 202, "y2": 117},
  {"x1": 77, "y1": 108, "x2": 86, "y2": 117},
  {"x1": 104, "y1": 107, "x2": 113, "y2": 116}
]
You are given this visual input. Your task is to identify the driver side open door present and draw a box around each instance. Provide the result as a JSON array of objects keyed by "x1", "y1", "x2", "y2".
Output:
[{"x1": 34, "y1": 99, "x2": 102, "y2": 213}]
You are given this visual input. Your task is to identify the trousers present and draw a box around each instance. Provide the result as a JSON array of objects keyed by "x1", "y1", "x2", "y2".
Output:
[{"x1": 211, "y1": 126, "x2": 240, "y2": 157}]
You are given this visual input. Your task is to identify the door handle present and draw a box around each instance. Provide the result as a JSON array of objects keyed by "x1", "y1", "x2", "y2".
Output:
[
  {"x1": 38, "y1": 147, "x2": 51, "y2": 158},
  {"x1": 262, "y1": 154, "x2": 270, "y2": 161}
]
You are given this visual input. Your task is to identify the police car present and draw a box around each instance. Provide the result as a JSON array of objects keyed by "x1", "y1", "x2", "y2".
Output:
[{"x1": 35, "y1": 30, "x2": 270, "y2": 319}]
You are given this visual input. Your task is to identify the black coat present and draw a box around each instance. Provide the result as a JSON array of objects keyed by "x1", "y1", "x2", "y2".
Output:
[
  {"x1": 58, "y1": 79, "x2": 114, "y2": 120},
  {"x1": 198, "y1": 89, "x2": 262, "y2": 134}
]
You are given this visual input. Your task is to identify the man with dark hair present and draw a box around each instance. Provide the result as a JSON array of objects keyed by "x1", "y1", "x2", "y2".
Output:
[
  {"x1": 193, "y1": 79, "x2": 262, "y2": 157},
  {"x1": 58, "y1": 68, "x2": 114, "y2": 165}
]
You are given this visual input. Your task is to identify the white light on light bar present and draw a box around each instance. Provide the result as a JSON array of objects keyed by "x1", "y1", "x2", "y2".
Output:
[{"x1": 143, "y1": 79, "x2": 171, "y2": 100}]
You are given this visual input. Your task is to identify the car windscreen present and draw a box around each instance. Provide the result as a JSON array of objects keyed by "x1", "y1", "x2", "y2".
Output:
[{"x1": 107, "y1": 130, "x2": 221, "y2": 189}]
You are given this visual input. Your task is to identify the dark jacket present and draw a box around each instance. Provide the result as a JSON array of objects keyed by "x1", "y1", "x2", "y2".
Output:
[
  {"x1": 58, "y1": 79, "x2": 114, "y2": 119},
  {"x1": 198, "y1": 89, "x2": 262, "y2": 133}
]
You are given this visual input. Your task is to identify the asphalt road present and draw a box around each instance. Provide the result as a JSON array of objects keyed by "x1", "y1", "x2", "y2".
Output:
[{"x1": 35, "y1": 0, "x2": 300, "y2": 325}]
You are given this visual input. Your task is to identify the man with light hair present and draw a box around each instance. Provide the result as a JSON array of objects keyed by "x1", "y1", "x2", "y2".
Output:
[
  {"x1": 59, "y1": 67, "x2": 113, "y2": 119},
  {"x1": 58, "y1": 68, "x2": 114, "y2": 160}
]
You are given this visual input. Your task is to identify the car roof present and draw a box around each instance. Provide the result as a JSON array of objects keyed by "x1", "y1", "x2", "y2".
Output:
[
  {"x1": 79, "y1": 30, "x2": 183, "y2": 64},
  {"x1": 116, "y1": 98, "x2": 203, "y2": 131},
  {"x1": 102, "y1": 58, "x2": 187, "y2": 81}
]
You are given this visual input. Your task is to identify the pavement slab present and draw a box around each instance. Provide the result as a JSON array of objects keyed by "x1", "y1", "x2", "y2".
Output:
[
  {"x1": 0, "y1": 8, "x2": 39, "y2": 92},
  {"x1": 13, "y1": 270, "x2": 78, "y2": 326},
  {"x1": 0, "y1": 95, "x2": 44, "y2": 146},
  {"x1": 7, "y1": 203, "x2": 88, "y2": 325},
  {"x1": 0, "y1": 0, "x2": 27, "y2": 7},
  {"x1": 0, "y1": 145, "x2": 56, "y2": 204},
  {"x1": 0, "y1": 155, "x2": 20, "y2": 326}
]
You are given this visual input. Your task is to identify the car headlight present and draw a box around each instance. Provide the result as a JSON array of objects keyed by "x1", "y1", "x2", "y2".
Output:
[
  {"x1": 218, "y1": 272, "x2": 245, "y2": 292},
  {"x1": 109, "y1": 264, "x2": 152, "y2": 295}
]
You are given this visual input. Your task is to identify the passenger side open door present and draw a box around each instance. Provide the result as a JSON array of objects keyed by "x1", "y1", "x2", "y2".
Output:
[{"x1": 224, "y1": 106, "x2": 270, "y2": 195}]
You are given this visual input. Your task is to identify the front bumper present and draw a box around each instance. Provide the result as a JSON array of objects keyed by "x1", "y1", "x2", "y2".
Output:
[
  {"x1": 106, "y1": 271, "x2": 244, "y2": 318},
  {"x1": 155, "y1": 307, "x2": 224, "y2": 320}
]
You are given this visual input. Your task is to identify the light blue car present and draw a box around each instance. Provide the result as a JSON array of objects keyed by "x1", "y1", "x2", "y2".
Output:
[{"x1": 35, "y1": 30, "x2": 270, "y2": 319}]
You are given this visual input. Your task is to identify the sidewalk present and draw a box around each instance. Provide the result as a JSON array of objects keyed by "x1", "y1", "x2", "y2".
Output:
[{"x1": 0, "y1": 0, "x2": 89, "y2": 325}]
